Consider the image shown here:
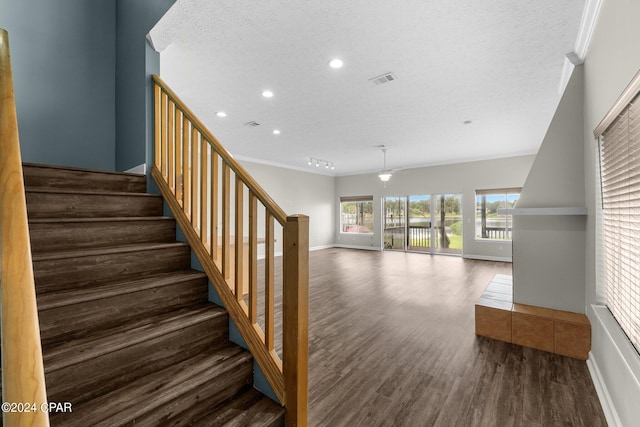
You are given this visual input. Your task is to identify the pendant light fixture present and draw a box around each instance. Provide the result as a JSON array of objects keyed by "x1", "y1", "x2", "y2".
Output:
[{"x1": 378, "y1": 146, "x2": 392, "y2": 182}]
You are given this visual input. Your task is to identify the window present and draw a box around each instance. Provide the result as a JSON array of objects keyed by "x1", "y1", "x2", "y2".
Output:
[
  {"x1": 475, "y1": 189, "x2": 520, "y2": 240},
  {"x1": 598, "y1": 92, "x2": 640, "y2": 355},
  {"x1": 340, "y1": 196, "x2": 373, "y2": 234}
]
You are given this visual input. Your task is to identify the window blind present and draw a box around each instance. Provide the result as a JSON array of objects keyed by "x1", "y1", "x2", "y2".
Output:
[{"x1": 600, "y1": 93, "x2": 640, "y2": 355}]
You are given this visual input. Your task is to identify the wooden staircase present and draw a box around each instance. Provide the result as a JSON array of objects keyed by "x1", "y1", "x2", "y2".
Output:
[{"x1": 23, "y1": 163, "x2": 284, "y2": 426}]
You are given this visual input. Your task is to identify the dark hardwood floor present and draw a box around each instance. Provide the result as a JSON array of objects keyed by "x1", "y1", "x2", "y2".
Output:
[{"x1": 292, "y1": 248, "x2": 606, "y2": 426}]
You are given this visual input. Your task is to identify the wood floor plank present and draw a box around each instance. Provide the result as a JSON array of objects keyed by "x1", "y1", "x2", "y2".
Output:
[{"x1": 288, "y1": 248, "x2": 606, "y2": 427}]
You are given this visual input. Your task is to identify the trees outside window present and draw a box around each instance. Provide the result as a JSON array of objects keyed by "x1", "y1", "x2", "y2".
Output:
[
  {"x1": 475, "y1": 189, "x2": 520, "y2": 240},
  {"x1": 340, "y1": 196, "x2": 373, "y2": 234}
]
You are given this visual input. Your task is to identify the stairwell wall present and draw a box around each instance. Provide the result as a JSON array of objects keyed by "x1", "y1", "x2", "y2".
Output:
[
  {"x1": 0, "y1": 0, "x2": 116, "y2": 170},
  {"x1": 115, "y1": 0, "x2": 176, "y2": 173}
]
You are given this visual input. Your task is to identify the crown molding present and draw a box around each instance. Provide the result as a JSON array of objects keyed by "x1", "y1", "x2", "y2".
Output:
[{"x1": 558, "y1": 0, "x2": 602, "y2": 93}]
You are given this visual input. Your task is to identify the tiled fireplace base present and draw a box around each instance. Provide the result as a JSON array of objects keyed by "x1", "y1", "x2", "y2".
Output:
[{"x1": 475, "y1": 274, "x2": 591, "y2": 360}]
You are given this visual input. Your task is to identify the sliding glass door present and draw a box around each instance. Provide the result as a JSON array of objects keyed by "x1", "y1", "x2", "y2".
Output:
[
  {"x1": 432, "y1": 194, "x2": 462, "y2": 255},
  {"x1": 384, "y1": 194, "x2": 462, "y2": 255},
  {"x1": 383, "y1": 196, "x2": 406, "y2": 250},
  {"x1": 408, "y1": 195, "x2": 431, "y2": 252}
]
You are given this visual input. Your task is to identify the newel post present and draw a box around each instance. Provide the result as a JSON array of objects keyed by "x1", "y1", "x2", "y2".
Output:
[{"x1": 283, "y1": 214, "x2": 309, "y2": 427}]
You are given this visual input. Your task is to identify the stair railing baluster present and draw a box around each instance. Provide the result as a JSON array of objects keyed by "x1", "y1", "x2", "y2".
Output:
[
  {"x1": 211, "y1": 151, "x2": 219, "y2": 266},
  {"x1": 191, "y1": 129, "x2": 199, "y2": 235},
  {"x1": 160, "y1": 91, "x2": 168, "y2": 179},
  {"x1": 248, "y1": 192, "x2": 258, "y2": 324},
  {"x1": 168, "y1": 100, "x2": 175, "y2": 193},
  {"x1": 265, "y1": 212, "x2": 275, "y2": 352},
  {"x1": 154, "y1": 84, "x2": 161, "y2": 170},
  {"x1": 222, "y1": 163, "x2": 231, "y2": 280},
  {"x1": 200, "y1": 138, "x2": 209, "y2": 251},
  {"x1": 183, "y1": 116, "x2": 191, "y2": 218},
  {"x1": 175, "y1": 109, "x2": 183, "y2": 204},
  {"x1": 234, "y1": 176, "x2": 244, "y2": 300}
]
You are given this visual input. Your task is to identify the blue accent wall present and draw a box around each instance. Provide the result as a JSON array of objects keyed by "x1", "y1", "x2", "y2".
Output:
[
  {"x1": 0, "y1": 0, "x2": 116, "y2": 170},
  {"x1": 115, "y1": 0, "x2": 176, "y2": 172}
]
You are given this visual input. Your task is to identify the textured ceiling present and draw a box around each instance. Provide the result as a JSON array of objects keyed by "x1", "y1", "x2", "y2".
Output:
[{"x1": 149, "y1": 0, "x2": 586, "y2": 176}]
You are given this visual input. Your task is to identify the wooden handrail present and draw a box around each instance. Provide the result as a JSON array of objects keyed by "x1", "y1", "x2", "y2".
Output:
[
  {"x1": 152, "y1": 75, "x2": 308, "y2": 426},
  {"x1": 0, "y1": 29, "x2": 50, "y2": 426}
]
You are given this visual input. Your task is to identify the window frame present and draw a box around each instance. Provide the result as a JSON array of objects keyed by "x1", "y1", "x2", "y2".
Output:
[
  {"x1": 474, "y1": 188, "x2": 521, "y2": 241},
  {"x1": 339, "y1": 195, "x2": 374, "y2": 235}
]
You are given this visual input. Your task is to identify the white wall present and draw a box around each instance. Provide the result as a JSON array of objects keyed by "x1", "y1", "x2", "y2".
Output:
[
  {"x1": 239, "y1": 160, "x2": 335, "y2": 251},
  {"x1": 513, "y1": 66, "x2": 586, "y2": 313},
  {"x1": 583, "y1": 0, "x2": 640, "y2": 424},
  {"x1": 335, "y1": 155, "x2": 535, "y2": 260}
]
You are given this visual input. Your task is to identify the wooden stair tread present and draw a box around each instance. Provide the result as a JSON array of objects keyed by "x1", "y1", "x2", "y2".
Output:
[
  {"x1": 22, "y1": 163, "x2": 146, "y2": 193},
  {"x1": 44, "y1": 304, "x2": 226, "y2": 372},
  {"x1": 199, "y1": 388, "x2": 285, "y2": 426},
  {"x1": 21, "y1": 162, "x2": 279, "y2": 425},
  {"x1": 23, "y1": 162, "x2": 145, "y2": 178},
  {"x1": 25, "y1": 186, "x2": 160, "y2": 197},
  {"x1": 29, "y1": 216, "x2": 173, "y2": 224},
  {"x1": 32, "y1": 241, "x2": 189, "y2": 262},
  {"x1": 51, "y1": 344, "x2": 252, "y2": 426},
  {"x1": 29, "y1": 216, "x2": 177, "y2": 254},
  {"x1": 37, "y1": 270, "x2": 207, "y2": 310}
]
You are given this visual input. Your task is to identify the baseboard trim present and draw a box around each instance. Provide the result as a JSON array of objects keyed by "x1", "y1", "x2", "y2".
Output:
[
  {"x1": 462, "y1": 254, "x2": 512, "y2": 263},
  {"x1": 310, "y1": 245, "x2": 334, "y2": 252},
  {"x1": 125, "y1": 163, "x2": 146, "y2": 175},
  {"x1": 588, "y1": 304, "x2": 640, "y2": 427},
  {"x1": 587, "y1": 352, "x2": 622, "y2": 427},
  {"x1": 333, "y1": 244, "x2": 381, "y2": 251}
]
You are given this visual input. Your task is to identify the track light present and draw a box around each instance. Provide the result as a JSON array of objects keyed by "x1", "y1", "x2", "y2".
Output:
[{"x1": 307, "y1": 157, "x2": 335, "y2": 171}]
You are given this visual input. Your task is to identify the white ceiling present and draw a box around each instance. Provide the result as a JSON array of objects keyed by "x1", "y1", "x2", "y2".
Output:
[{"x1": 149, "y1": 0, "x2": 586, "y2": 176}]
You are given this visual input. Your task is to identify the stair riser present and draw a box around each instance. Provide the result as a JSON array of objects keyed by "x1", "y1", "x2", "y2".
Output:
[
  {"x1": 29, "y1": 219, "x2": 176, "y2": 253},
  {"x1": 26, "y1": 191, "x2": 163, "y2": 219},
  {"x1": 39, "y1": 277, "x2": 208, "y2": 346},
  {"x1": 34, "y1": 246, "x2": 191, "y2": 290},
  {"x1": 197, "y1": 389, "x2": 285, "y2": 427},
  {"x1": 46, "y1": 314, "x2": 230, "y2": 404},
  {"x1": 126, "y1": 358, "x2": 253, "y2": 426},
  {"x1": 23, "y1": 164, "x2": 146, "y2": 193}
]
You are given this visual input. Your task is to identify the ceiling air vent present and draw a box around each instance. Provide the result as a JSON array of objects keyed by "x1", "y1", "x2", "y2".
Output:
[
  {"x1": 244, "y1": 121, "x2": 261, "y2": 127},
  {"x1": 369, "y1": 72, "x2": 396, "y2": 86}
]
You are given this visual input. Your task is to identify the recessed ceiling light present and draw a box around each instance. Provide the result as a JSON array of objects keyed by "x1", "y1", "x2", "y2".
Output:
[
  {"x1": 216, "y1": 111, "x2": 227, "y2": 117},
  {"x1": 273, "y1": 129, "x2": 280, "y2": 135},
  {"x1": 262, "y1": 90, "x2": 274, "y2": 98},
  {"x1": 329, "y1": 58, "x2": 343, "y2": 69}
]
